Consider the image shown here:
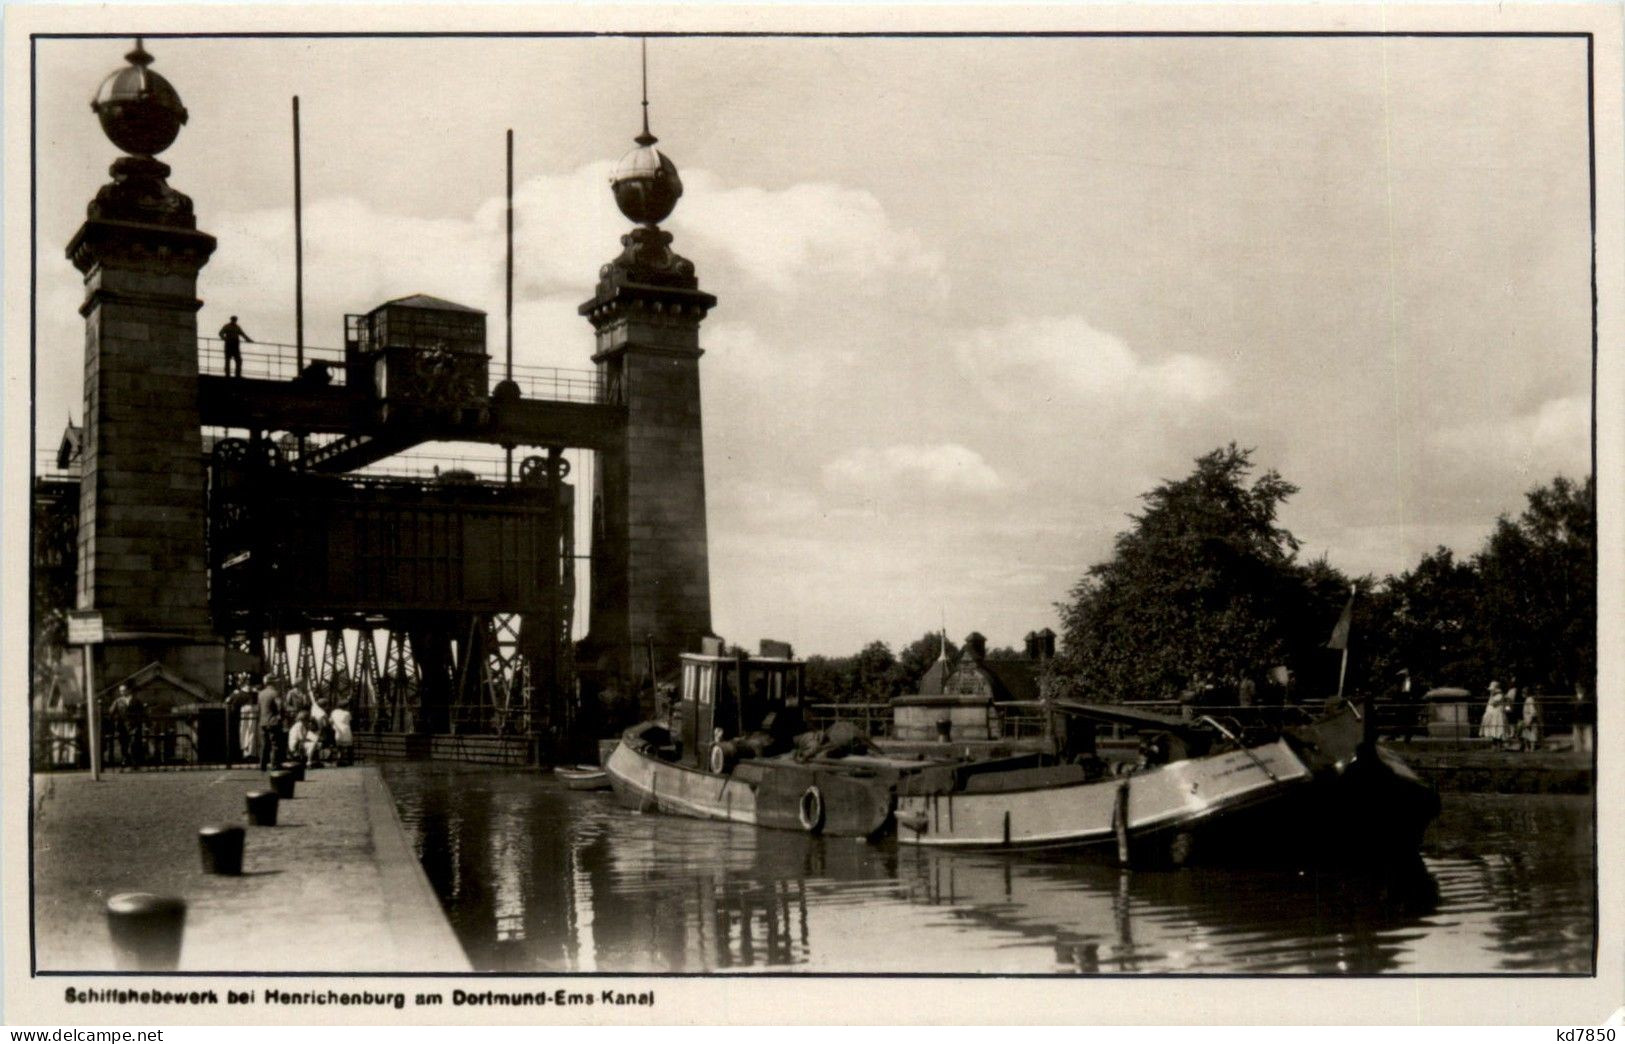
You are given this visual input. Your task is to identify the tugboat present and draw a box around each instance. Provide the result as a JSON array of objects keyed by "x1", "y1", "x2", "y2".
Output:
[{"x1": 603, "y1": 641, "x2": 934, "y2": 839}]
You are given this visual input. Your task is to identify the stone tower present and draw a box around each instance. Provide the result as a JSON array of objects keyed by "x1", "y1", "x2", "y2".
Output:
[
  {"x1": 66, "y1": 41, "x2": 224, "y2": 692},
  {"x1": 579, "y1": 76, "x2": 715, "y2": 697}
]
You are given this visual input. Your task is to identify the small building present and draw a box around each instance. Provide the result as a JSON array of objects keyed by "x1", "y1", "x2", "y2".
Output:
[
  {"x1": 56, "y1": 421, "x2": 84, "y2": 473},
  {"x1": 345, "y1": 294, "x2": 490, "y2": 423},
  {"x1": 892, "y1": 629, "x2": 1056, "y2": 742}
]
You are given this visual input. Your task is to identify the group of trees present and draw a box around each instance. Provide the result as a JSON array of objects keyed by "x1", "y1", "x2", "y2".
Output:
[
  {"x1": 765, "y1": 445, "x2": 1595, "y2": 710},
  {"x1": 802, "y1": 633, "x2": 1027, "y2": 706},
  {"x1": 1053, "y1": 445, "x2": 1595, "y2": 705}
]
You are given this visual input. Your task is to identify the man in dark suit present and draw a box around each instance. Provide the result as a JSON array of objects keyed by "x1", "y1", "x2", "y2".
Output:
[{"x1": 218, "y1": 316, "x2": 253, "y2": 378}]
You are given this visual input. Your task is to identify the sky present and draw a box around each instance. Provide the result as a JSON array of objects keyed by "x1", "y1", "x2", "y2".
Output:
[{"x1": 30, "y1": 34, "x2": 1593, "y2": 656}]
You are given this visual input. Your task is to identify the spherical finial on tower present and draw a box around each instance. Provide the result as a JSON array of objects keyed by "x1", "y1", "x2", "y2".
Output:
[
  {"x1": 91, "y1": 38, "x2": 189, "y2": 158},
  {"x1": 611, "y1": 142, "x2": 684, "y2": 227},
  {"x1": 609, "y1": 39, "x2": 684, "y2": 226}
]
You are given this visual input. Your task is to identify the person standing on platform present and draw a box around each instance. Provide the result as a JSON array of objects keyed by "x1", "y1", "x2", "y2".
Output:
[{"x1": 218, "y1": 316, "x2": 252, "y2": 378}]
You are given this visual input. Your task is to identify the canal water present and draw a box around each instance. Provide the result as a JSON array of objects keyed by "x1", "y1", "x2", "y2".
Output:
[{"x1": 381, "y1": 762, "x2": 1594, "y2": 975}]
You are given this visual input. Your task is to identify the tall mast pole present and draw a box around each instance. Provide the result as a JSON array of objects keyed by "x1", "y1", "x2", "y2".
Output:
[
  {"x1": 641, "y1": 37, "x2": 650, "y2": 141},
  {"x1": 293, "y1": 96, "x2": 306, "y2": 466},
  {"x1": 506, "y1": 128, "x2": 514, "y2": 383},
  {"x1": 505, "y1": 128, "x2": 514, "y2": 484},
  {"x1": 293, "y1": 96, "x2": 304, "y2": 372}
]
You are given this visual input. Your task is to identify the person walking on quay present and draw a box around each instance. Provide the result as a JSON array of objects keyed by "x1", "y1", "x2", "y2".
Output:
[
  {"x1": 108, "y1": 685, "x2": 133, "y2": 767},
  {"x1": 218, "y1": 316, "x2": 253, "y2": 378},
  {"x1": 124, "y1": 687, "x2": 148, "y2": 768},
  {"x1": 256, "y1": 677, "x2": 283, "y2": 771},
  {"x1": 1479, "y1": 680, "x2": 1511, "y2": 750}
]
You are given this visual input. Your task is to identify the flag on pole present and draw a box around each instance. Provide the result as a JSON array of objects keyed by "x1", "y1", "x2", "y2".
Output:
[{"x1": 1326, "y1": 585, "x2": 1356, "y2": 650}]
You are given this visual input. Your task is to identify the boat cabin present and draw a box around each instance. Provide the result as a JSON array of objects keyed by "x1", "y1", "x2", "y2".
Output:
[{"x1": 674, "y1": 642, "x2": 805, "y2": 772}]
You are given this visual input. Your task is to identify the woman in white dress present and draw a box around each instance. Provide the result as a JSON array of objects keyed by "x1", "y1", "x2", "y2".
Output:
[
  {"x1": 1479, "y1": 680, "x2": 1510, "y2": 748},
  {"x1": 236, "y1": 683, "x2": 258, "y2": 765},
  {"x1": 330, "y1": 701, "x2": 354, "y2": 766}
]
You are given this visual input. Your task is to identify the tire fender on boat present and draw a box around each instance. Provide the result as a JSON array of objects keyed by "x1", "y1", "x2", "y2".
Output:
[
  {"x1": 798, "y1": 785, "x2": 825, "y2": 833},
  {"x1": 709, "y1": 742, "x2": 734, "y2": 775}
]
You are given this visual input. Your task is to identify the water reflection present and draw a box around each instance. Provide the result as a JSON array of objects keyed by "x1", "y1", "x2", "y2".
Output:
[
  {"x1": 383, "y1": 764, "x2": 1593, "y2": 975},
  {"x1": 895, "y1": 846, "x2": 1442, "y2": 974}
]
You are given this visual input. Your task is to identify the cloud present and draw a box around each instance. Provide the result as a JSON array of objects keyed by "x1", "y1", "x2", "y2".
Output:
[
  {"x1": 953, "y1": 314, "x2": 1231, "y2": 414},
  {"x1": 710, "y1": 478, "x2": 823, "y2": 531},
  {"x1": 1429, "y1": 394, "x2": 1590, "y2": 479},
  {"x1": 675, "y1": 171, "x2": 946, "y2": 295},
  {"x1": 202, "y1": 172, "x2": 620, "y2": 346},
  {"x1": 821, "y1": 443, "x2": 1004, "y2": 497},
  {"x1": 187, "y1": 161, "x2": 943, "y2": 350}
]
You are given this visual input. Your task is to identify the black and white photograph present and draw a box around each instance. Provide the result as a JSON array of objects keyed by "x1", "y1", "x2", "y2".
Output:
[{"x1": 4, "y1": 3, "x2": 1620, "y2": 1025}]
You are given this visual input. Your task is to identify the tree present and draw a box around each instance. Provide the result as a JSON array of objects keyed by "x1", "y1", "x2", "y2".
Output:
[
  {"x1": 803, "y1": 655, "x2": 852, "y2": 706},
  {"x1": 1055, "y1": 444, "x2": 1308, "y2": 702},
  {"x1": 1372, "y1": 546, "x2": 1484, "y2": 691},
  {"x1": 803, "y1": 641, "x2": 903, "y2": 704},
  {"x1": 847, "y1": 640, "x2": 900, "y2": 702},
  {"x1": 1472, "y1": 475, "x2": 1595, "y2": 693}
]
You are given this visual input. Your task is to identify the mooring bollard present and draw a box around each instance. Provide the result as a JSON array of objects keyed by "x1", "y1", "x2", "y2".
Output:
[
  {"x1": 197, "y1": 824, "x2": 245, "y2": 875},
  {"x1": 280, "y1": 761, "x2": 305, "y2": 783},
  {"x1": 105, "y1": 893, "x2": 186, "y2": 971},
  {"x1": 245, "y1": 789, "x2": 279, "y2": 826},
  {"x1": 269, "y1": 770, "x2": 296, "y2": 800}
]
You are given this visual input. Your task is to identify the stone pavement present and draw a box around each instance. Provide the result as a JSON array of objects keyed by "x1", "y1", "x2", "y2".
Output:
[{"x1": 32, "y1": 766, "x2": 469, "y2": 972}]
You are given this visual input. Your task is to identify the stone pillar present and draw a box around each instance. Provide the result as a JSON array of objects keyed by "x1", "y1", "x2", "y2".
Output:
[
  {"x1": 579, "y1": 226, "x2": 716, "y2": 702},
  {"x1": 66, "y1": 154, "x2": 222, "y2": 692}
]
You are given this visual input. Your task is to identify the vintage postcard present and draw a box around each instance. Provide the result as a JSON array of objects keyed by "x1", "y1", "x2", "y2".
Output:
[{"x1": 3, "y1": 2, "x2": 1621, "y2": 1027}]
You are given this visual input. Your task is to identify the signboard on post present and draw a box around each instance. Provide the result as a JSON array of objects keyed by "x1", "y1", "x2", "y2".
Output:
[
  {"x1": 65, "y1": 611, "x2": 105, "y2": 781},
  {"x1": 66, "y1": 610, "x2": 105, "y2": 646}
]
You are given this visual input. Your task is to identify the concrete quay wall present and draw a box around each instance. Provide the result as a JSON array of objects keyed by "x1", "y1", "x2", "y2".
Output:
[{"x1": 1384, "y1": 744, "x2": 1594, "y2": 794}]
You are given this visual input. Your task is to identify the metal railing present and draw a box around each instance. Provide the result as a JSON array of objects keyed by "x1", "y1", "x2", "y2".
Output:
[
  {"x1": 198, "y1": 337, "x2": 349, "y2": 385},
  {"x1": 503, "y1": 362, "x2": 606, "y2": 405},
  {"x1": 797, "y1": 696, "x2": 1587, "y2": 748},
  {"x1": 804, "y1": 702, "x2": 895, "y2": 738},
  {"x1": 33, "y1": 450, "x2": 80, "y2": 483},
  {"x1": 31, "y1": 708, "x2": 223, "y2": 772},
  {"x1": 199, "y1": 337, "x2": 610, "y2": 404}
]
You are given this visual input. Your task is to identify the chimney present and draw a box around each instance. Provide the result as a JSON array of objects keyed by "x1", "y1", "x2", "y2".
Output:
[
  {"x1": 1023, "y1": 631, "x2": 1039, "y2": 660},
  {"x1": 1036, "y1": 628, "x2": 1056, "y2": 662},
  {"x1": 964, "y1": 632, "x2": 987, "y2": 662}
]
